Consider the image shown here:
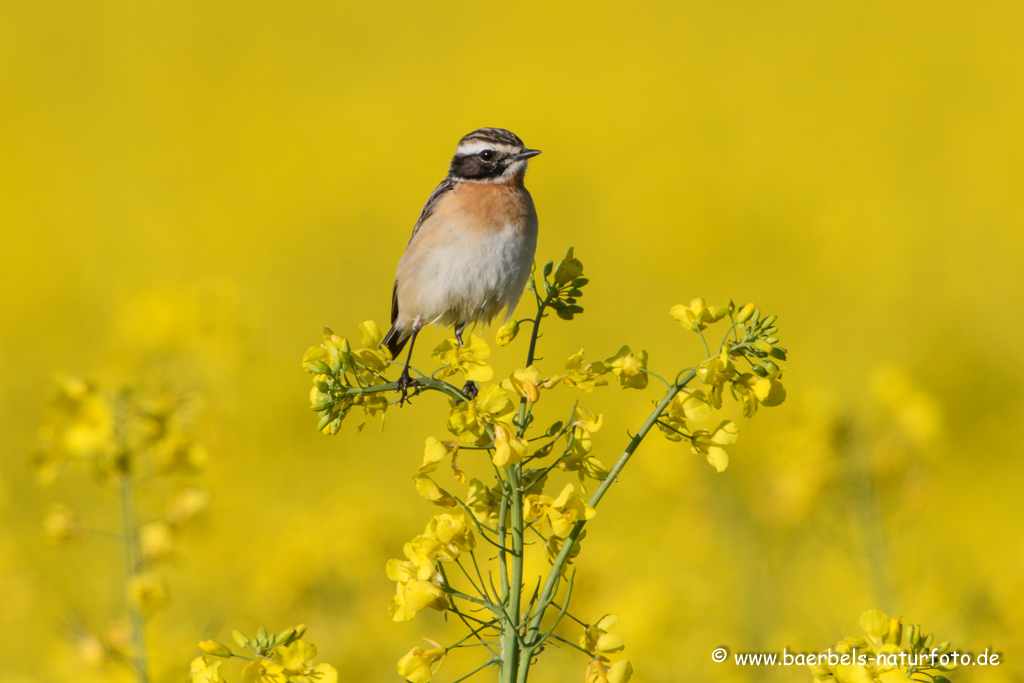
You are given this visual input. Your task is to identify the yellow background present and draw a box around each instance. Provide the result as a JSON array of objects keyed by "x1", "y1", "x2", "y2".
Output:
[{"x1": 2, "y1": 1, "x2": 1022, "y2": 681}]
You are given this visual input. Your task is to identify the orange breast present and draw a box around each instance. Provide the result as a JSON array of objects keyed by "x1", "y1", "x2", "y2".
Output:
[{"x1": 450, "y1": 180, "x2": 536, "y2": 236}]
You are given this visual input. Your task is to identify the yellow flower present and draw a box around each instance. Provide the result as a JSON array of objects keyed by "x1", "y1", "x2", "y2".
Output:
[
  {"x1": 689, "y1": 420, "x2": 738, "y2": 472},
  {"x1": 545, "y1": 529, "x2": 586, "y2": 573},
  {"x1": 670, "y1": 298, "x2": 728, "y2": 332},
  {"x1": 189, "y1": 656, "x2": 225, "y2": 683},
  {"x1": 425, "y1": 510, "x2": 476, "y2": 560},
  {"x1": 43, "y1": 503, "x2": 85, "y2": 542},
  {"x1": 77, "y1": 633, "x2": 104, "y2": 667},
  {"x1": 37, "y1": 379, "x2": 117, "y2": 472},
  {"x1": 559, "y1": 408, "x2": 608, "y2": 484},
  {"x1": 271, "y1": 640, "x2": 338, "y2": 683},
  {"x1": 302, "y1": 341, "x2": 332, "y2": 374},
  {"x1": 386, "y1": 545, "x2": 432, "y2": 584},
  {"x1": 697, "y1": 352, "x2": 737, "y2": 407},
  {"x1": 524, "y1": 483, "x2": 596, "y2": 537},
  {"x1": 387, "y1": 574, "x2": 447, "y2": 622},
  {"x1": 657, "y1": 404, "x2": 687, "y2": 442},
  {"x1": 152, "y1": 434, "x2": 207, "y2": 474},
  {"x1": 420, "y1": 437, "x2": 449, "y2": 473},
  {"x1": 465, "y1": 478, "x2": 501, "y2": 525},
  {"x1": 446, "y1": 385, "x2": 515, "y2": 442},
  {"x1": 128, "y1": 572, "x2": 168, "y2": 616},
  {"x1": 678, "y1": 389, "x2": 713, "y2": 421},
  {"x1": 586, "y1": 656, "x2": 633, "y2": 683},
  {"x1": 559, "y1": 349, "x2": 609, "y2": 391},
  {"x1": 352, "y1": 392, "x2": 389, "y2": 433},
  {"x1": 502, "y1": 366, "x2": 543, "y2": 403},
  {"x1": 492, "y1": 424, "x2": 529, "y2": 468},
  {"x1": 397, "y1": 644, "x2": 447, "y2": 683},
  {"x1": 419, "y1": 437, "x2": 464, "y2": 481},
  {"x1": 298, "y1": 662, "x2": 337, "y2": 683},
  {"x1": 754, "y1": 376, "x2": 786, "y2": 405},
  {"x1": 241, "y1": 659, "x2": 287, "y2": 683},
  {"x1": 386, "y1": 538, "x2": 448, "y2": 621},
  {"x1": 353, "y1": 347, "x2": 389, "y2": 375},
  {"x1": 358, "y1": 320, "x2": 384, "y2": 348},
  {"x1": 730, "y1": 373, "x2": 786, "y2": 417},
  {"x1": 581, "y1": 614, "x2": 625, "y2": 654},
  {"x1": 572, "y1": 406, "x2": 604, "y2": 433},
  {"x1": 605, "y1": 347, "x2": 648, "y2": 390},
  {"x1": 659, "y1": 389, "x2": 715, "y2": 442},
  {"x1": 811, "y1": 611, "x2": 957, "y2": 683},
  {"x1": 431, "y1": 334, "x2": 493, "y2": 382},
  {"x1": 553, "y1": 247, "x2": 585, "y2": 286},
  {"x1": 139, "y1": 521, "x2": 175, "y2": 563},
  {"x1": 353, "y1": 320, "x2": 390, "y2": 372},
  {"x1": 413, "y1": 475, "x2": 457, "y2": 508},
  {"x1": 860, "y1": 609, "x2": 889, "y2": 638},
  {"x1": 166, "y1": 487, "x2": 210, "y2": 526},
  {"x1": 103, "y1": 621, "x2": 131, "y2": 658}
]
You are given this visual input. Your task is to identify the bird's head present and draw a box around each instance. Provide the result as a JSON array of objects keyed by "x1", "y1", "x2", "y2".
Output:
[{"x1": 448, "y1": 128, "x2": 541, "y2": 183}]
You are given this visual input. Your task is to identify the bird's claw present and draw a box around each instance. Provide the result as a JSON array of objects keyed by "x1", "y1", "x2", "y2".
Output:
[
  {"x1": 460, "y1": 380, "x2": 479, "y2": 402},
  {"x1": 396, "y1": 369, "x2": 419, "y2": 407}
]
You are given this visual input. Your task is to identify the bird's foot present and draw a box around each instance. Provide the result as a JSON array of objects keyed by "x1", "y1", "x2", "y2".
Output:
[
  {"x1": 460, "y1": 380, "x2": 479, "y2": 402},
  {"x1": 396, "y1": 368, "x2": 419, "y2": 407}
]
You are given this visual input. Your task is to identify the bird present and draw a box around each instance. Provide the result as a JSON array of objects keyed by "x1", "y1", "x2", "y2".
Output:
[{"x1": 381, "y1": 128, "x2": 541, "y2": 403}]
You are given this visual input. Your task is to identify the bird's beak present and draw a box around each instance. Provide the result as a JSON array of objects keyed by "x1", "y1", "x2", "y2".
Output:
[{"x1": 515, "y1": 149, "x2": 542, "y2": 160}]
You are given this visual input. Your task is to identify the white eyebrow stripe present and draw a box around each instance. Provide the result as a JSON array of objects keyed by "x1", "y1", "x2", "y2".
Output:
[{"x1": 455, "y1": 140, "x2": 519, "y2": 156}]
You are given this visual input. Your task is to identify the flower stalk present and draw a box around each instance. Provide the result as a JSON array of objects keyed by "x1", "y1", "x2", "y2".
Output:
[
  {"x1": 303, "y1": 248, "x2": 789, "y2": 682},
  {"x1": 120, "y1": 472, "x2": 150, "y2": 683}
]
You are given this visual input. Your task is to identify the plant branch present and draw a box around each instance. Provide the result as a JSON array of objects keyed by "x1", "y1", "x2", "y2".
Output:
[
  {"x1": 517, "y1": 371, "x2": 697, "y2": 680},
  {"x1": 119, "y1": 473, "x2": 149, "y2": 683}
]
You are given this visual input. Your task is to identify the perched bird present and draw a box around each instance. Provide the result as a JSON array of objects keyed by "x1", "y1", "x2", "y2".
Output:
[{"x1": 381, "y1": 128, "x2": 541, "y2": 402}]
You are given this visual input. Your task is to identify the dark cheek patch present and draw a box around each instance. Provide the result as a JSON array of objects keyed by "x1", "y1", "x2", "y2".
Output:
[{"x1": 451, "y1": 156, "x2": 505, "y2": 180}]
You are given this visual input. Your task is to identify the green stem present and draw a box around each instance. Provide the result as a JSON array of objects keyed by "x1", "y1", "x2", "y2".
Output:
[
  {"x1": 500, "y1": 284, "x2": 551, "y2": 683},
  {"x1": 524, "y1": 293, "x2": 551, "y2": 370},
  {"x1": 496, "y1": 470, "x2": 514, "y2": 683},
  {"x1": 516, "y1": 371, "x2": 696, "y2": 683},
  {"x1": 497, "y1": 478, "x2": 510, "y2": 597},
  {"x1": 119, "y1": 473, "x2": 149, "y2": 683},
  {"x1": 500, "y1": 466, "x2": 525, "y2": 683},
  {"x1": 337, "y1": 376, "x2": 470, "y2": 403}
]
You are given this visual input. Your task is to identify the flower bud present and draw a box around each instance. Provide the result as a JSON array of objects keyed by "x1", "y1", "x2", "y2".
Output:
[
  {"x1": 736, "y1": 303, "x2": 756, "y2": 324},
  {"x1": 495, "y1": 319, "x2": 520, "y2": 347},
  {"x1": 199, "y1": 641, "x2": 232, "y2": 658}
]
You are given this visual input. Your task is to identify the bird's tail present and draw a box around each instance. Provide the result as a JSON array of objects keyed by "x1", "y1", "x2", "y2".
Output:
[{"x1": 382, "y1": 325, "x2": 408, "y2": 360}]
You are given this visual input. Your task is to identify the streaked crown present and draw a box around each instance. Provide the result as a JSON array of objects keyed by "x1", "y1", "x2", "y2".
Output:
[{"x1": 448, "y1": 128, "x2": 541, "y2": 183}]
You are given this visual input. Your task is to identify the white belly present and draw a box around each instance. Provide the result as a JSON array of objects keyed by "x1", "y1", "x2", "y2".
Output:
[{"x1": 395, "y1": 220, "x2": 537, "y2": 331}]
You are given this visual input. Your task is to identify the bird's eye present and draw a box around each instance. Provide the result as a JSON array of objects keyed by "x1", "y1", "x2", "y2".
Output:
[{"x1": 479, "y1": 149, "x2": 495, "y2": 161}]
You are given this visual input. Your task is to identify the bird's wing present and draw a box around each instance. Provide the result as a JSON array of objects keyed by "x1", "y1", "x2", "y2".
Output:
[
  {"x1": 391, "y1": 176, "x2": 456, "y2": 325},
  {"x1": 407, "y1": 177, "x2": 456, "y2": 245},
  {"x1": 390, "y1": 280, "x2": 399, "y2": 325}
]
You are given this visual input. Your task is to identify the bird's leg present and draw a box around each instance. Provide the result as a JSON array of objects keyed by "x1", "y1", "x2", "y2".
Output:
[
  {"x1": 461, "y1": 381, "x2": 479, "y2": 401},
  {"x1": 453, "y1": 322, "x2": 478, "y2": 400},
  {"x1": 396, "y1": 319, "x2": 423, "y2": 406}
]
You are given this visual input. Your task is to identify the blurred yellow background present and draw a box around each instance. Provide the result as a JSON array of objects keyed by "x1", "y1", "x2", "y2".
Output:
[{"x1": 2, "y1": 1, "x2": 1023, "y2": 681}]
